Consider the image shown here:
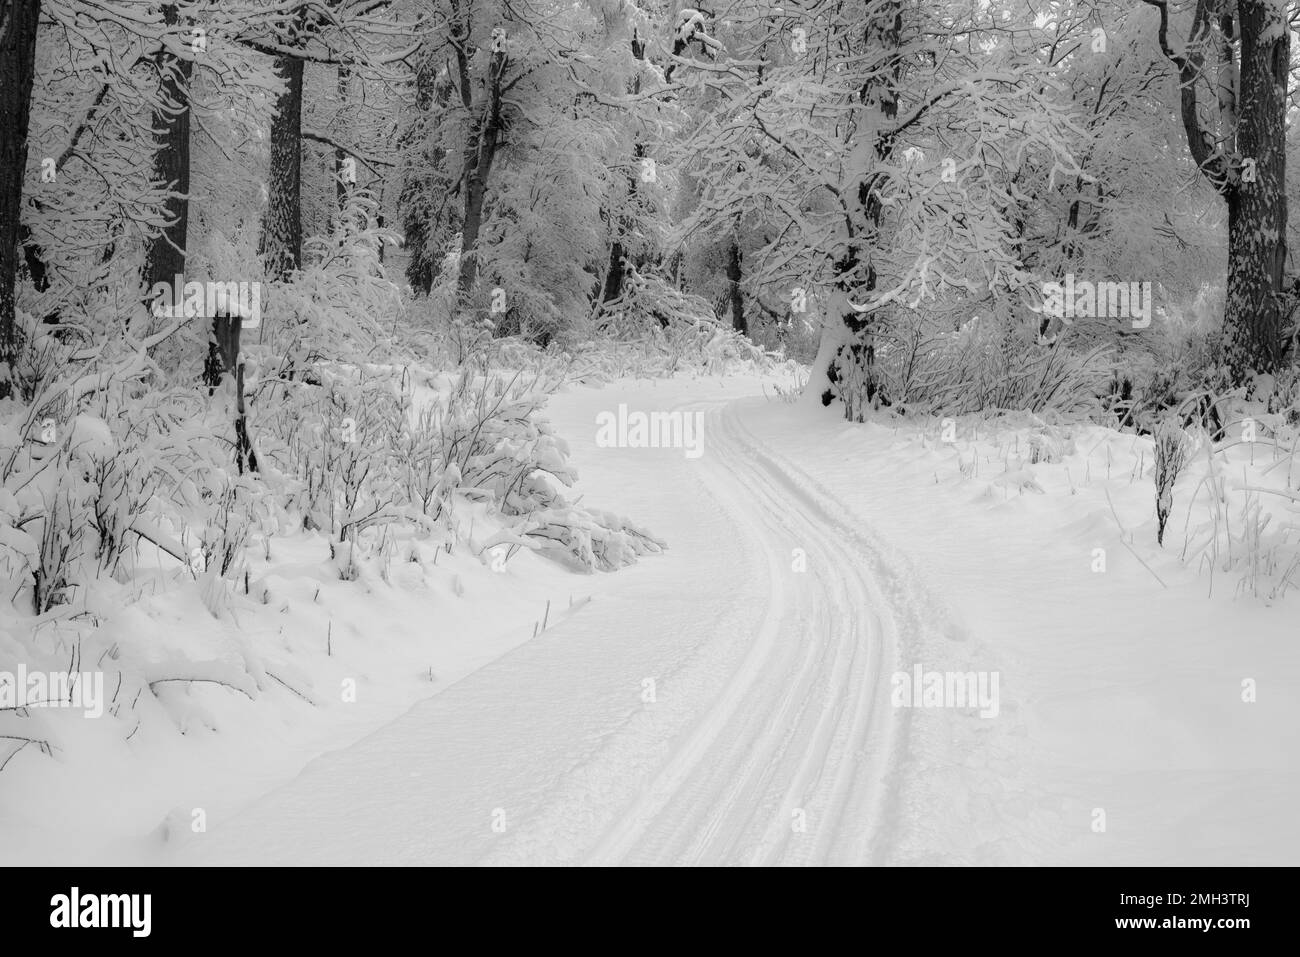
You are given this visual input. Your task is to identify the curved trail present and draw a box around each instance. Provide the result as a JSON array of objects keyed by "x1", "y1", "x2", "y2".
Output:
[
  {"x1": 575, "y1": 398, "x2": 911, "y2": 865},
  {"x1": 174, "y1": 391, "x2": 939, "y2": 867}
]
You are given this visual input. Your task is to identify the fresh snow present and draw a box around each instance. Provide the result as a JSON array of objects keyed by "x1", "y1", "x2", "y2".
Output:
[{"x1": 6, "y1": 372, "x2": 1277, "y2": 866}]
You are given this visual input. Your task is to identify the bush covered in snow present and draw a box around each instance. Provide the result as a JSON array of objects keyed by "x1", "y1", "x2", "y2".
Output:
[
  {"x1": 871, "y1": 304, "x2": 1113, "y2": 416},
  {"x1": 0, "y1": 206, "x2": 673, "y2": 787}
]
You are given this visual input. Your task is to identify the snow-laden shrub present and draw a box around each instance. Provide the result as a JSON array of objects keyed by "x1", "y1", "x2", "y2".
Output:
[
  {"x1": 29, "y1": 466, "x2": 89, "y2": 613},
  {"x1": 1174, "y1": 413, "x2": 1300, "y2": 601},
  {"x1": 254, "y1": 358, "x2": 664, "y2": 573},
  {"x1": 1178, "y1": 441, "x2": 1300, "y2": 601},
  {"x1": 433, "y1": 369, "x2": 665, "y2": 571},
  {"x1": 437, "y1": 372, "x2": 575, "y2": 508},
  {"x1": 89, "y1": 450, "x2": 143, "y2": 575},
  {"x1": 1027, "y1": 425, "x2": 1074, "y2": 464},
  {"x1": 876, "y1": 307, "x2": 1112, "y2": 415},
  {"x1": 199, "y1": 478, "x2": 257, "y2": 580},
  {"x1": 1153, "y1": 419, "x2": 1190, "y2": 546},
  {"x1": 0, "y1": 314, "x2": 255, "y2": 614},
  {"x1": 257, "y1": 362, "x2": 410, "y2": 539},
  {"x1": 593, "y1": 266, "x2": 720, "y2": 341},
  {"x1": 392, "y1": 287, "x2": 495, "y2": 370},
  {"x1": 253, "y1": 191, "x2": 403, "y2": 382},
  {"x1": 569, "y1": 319, "x2": 783, "y2": 381},
  {"x1": 521, "y1": 505, "x2": 664, "y2": 572},
  {"x1": 1097, "y1": 295, "x2": 1244, "y2": 438}
]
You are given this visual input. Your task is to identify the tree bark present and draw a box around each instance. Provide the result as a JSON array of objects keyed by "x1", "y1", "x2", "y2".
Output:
[
  {"x1": 456, "y1": 45, "x2": 506, "y2": 299},
  {"x1": 334, "y1": 64, "x2": 351, "y2": 218},
  {"x1": 260, "y1": 55, "x2": 304, "y2": 280},
  {"x1": 203, "y1": 315, "x2": 257, "y2": 473},
  {"x1": 0, "y1": 0, "x2": 42, "y2": 398},
  {"x1": 1143, "y1": 0, "x2": 1290, "y2": 381},
  {"x1": 141, "y1": 4, "x2": 193, "y2": 307},
  {"x1": 1222, "y1": 0, "x2": 1288, "y2": 377},
  {"x1": 823, "y1": 1, "x2": 902, "y2": 419},
  {"x1": 399, "y1": 58, "x2": 452, "y2": 294},
  {"x1": 726, "y1": 237, "x2": 746, "y2": 335},
  {"x1": 601, "y1": 28, "x2": 649, "y2": 305}
]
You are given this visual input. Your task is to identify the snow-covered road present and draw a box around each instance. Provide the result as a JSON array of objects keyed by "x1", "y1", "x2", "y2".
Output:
[
  {"x1": 579, "y1": 397, "x2": 910, "y2": 865},
  {"x1": 162, "y1": 375, "x2": 1300, "y2": 867},
  {"x1": 168, "y1": 383, "x2": 938, "y2": 865}
]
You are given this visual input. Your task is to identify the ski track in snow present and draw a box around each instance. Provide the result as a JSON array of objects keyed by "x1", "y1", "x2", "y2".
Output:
[
  {"x1": 544, "y1": 397, "x2": 908, "y2": 866},
  {"x1": 171, "y1": 389, "x2": 979, "y2": 866}
]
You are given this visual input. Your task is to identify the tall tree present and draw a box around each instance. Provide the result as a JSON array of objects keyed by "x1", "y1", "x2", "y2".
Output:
[
  {"x1": 397, "y1": 50, "x2": 449, "y2": 295},
  {"x1": 260, "y1": 52, "x2": 305, "y2": 280},
  {"x1": 452, "y1": 2, "x2": 507, "y2": 299},
  {"x1": 1141, "y1": 0, "x2": 1291, "y2": 380},
  {"x1": 0, "y1": 0, "x2": 42, "y2": 398},
  {"x1": 827, "y1": 0, "x2": 906, "y2": 419},
  {"x1": 675, "y1": 0, "x2": 1080, "y2": 419},
  {"x1": 725, "y1": 227, "x2": 745, "y2": 335},
  {"x1": 334, "y1": 64, "x2": 352, "y2": 216},
  {"x1": 141, "y1": 3, "x2": 194, "y2": 307},
  {"x1": 247, "y1": 0, "x2": 414, "y2": 281},
  {"x1": 600, "y1": 19, "x2": 650, "y2": 306}
]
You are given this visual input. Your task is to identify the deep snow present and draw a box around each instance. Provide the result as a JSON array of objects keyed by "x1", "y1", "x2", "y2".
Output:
[{"x1": 3, "y1": 372, "x2": 1297, "y2": 865}]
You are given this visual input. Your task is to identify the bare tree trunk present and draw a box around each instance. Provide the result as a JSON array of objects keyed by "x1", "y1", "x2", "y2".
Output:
[
  {"x1": 260, "y1": 55, "x2": 304, "y2": 280},
  {"x1": 140, "y1": 6, "x2": 256, "y2": 470},
  {"x1": 1144, "y1": 0, "x2": 1290, "y2": 381},
  {"x1": 824, "y1": 0, "x2": 902, "y2": 420},
  {"x1": 726, "y1": 236, "x2": 746, "y2": 335},
  {"x1": 399, "y1": 56, "x2": 452, "y2": 295},
  {"x1": 1223, "y1": 0, "x2": 1288, "y2": 377},
  {"x1": 203, "y1": 316, "x2": 257, "y2": 473},
  {"x1": 141, "y1": 4, "x2": 193, "y2": 307},
  {"x1": 0, "y1": 0, "x2": 42, "y2": 398},
  {"x1": 601, "y1": 28, "x2": 649, "y2": 305},
  {"x1": 456, "y1": 44, "x2": 506, "y2": 299},
  {"x1": 334, "y1": 64, "x2": 351, "y2": 218},
  {"x1": 601, "y1": 239, "x2": 628, "y2": 303}
]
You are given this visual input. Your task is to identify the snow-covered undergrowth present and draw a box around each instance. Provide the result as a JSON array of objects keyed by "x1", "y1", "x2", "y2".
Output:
[
  {"x1": 875, "y1": 310, "x2": 1114, "y2": 416},
  {"x1": 844, "y1": 300, "x2": 1300, "y2": 598},
  {"x1": 880, "y1": 398, "x2": 1300, "y2": 603},
  {"x1": 0, "y1": 297, "x2": 716, "y2": 862},
  {"x1": 0, "y1": 243, "x2": 797, "y2": 862},
  {"x1": 402, "y1": 283, "x2": 797, "y2": 385}
]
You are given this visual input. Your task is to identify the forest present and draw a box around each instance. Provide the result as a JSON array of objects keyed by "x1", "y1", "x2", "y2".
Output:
[{"x1": 1, "y1": 0, "x2": 1297, "y2": 869}]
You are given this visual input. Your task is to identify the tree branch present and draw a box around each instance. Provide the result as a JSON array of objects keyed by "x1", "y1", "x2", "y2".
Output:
[
  {"x1": 1139, "y1": 0, "x2": 1233, "y2": 194},
  {"x1": 300, "y1": 130, "x2": 394, "y2": 170}
]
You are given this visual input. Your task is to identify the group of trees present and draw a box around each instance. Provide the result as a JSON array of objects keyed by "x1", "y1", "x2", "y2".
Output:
[
  {"x1": 0, "y1": 0, "x2": 1298, "y2": 419},
  {"x1": 662, "y1": 0, "x2": 1295, "y2": 412},
  {"x1": 0, "y1": 0, "x2": 410, "y2": 399}
]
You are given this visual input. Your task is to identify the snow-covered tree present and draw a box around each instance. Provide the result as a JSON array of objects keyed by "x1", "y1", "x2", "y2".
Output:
[
  {"x1": 1139, "y1": 0, "x2": 1292, "y2": 381},
  {"x1": 670, "y1": 0, "x2": 1081, "y2": 418}
]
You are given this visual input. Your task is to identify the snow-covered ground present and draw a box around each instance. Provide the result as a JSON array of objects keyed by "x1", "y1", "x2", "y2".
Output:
[{"x1": 4, "y1": 371, "x2": 1297, "y2": 866}]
